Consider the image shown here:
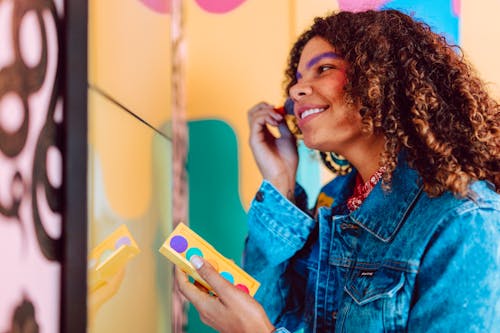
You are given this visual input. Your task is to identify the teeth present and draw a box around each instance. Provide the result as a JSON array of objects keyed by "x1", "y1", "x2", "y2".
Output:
[{"x1": 301, "y1": 108, "x2": 325, "y2": 119}]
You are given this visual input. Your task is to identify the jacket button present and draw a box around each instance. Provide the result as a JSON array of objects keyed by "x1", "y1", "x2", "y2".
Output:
[{"x1": 255, "y1": 190, "x2": 264, "y2": 202}]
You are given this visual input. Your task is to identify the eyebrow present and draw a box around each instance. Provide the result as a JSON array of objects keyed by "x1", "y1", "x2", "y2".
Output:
[
  {"x1": 295, "y1": 51, "x2": 341, "y2": 80},
  {"x1": 307, "y1": 51, "x2": 341, "y2": 69}
]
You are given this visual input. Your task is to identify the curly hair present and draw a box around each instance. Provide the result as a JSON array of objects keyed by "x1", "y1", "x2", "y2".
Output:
[{"x1": 285, "y1": 9, "x2": 500, "y2": 197}]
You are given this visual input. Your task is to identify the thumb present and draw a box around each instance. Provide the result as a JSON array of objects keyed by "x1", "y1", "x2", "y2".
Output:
[{"x1": 190, "y1": 255, "x2": 233, "y2": 297}]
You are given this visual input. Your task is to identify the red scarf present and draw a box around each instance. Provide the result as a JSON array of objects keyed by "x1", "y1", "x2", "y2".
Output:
[{"x1": 346, "y1": 167, "x2": 385, "y2": 212}]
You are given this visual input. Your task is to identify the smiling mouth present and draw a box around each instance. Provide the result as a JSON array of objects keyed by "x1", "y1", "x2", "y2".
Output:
[{"x1": 301, "y1": 107, "x2": 326, "y2": 119}]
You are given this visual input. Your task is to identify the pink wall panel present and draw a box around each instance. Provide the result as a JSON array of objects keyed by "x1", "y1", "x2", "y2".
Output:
[{"x1": 0, "y1": 0, "x2": 64, "y2": 331}]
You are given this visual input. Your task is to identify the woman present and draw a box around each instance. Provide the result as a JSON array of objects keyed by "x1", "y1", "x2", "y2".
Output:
[{"x1": 177, "y1": 9, "x2": 499, "y2": 332}]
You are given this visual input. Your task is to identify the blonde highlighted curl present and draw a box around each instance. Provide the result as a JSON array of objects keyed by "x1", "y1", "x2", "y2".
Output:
[{"x1": 285, "y1": 10, "x2": 499, "y2": 197}]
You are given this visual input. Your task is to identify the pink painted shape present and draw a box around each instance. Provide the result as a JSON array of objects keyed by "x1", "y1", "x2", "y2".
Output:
[
  {"x1": 139, "y1": 0, "x2": 171, "y2": 14},
  {"x1": 337, "y1": 0, "x2": 389, "y2": 12},
  {"x1": 452, "y1": 0, "x2": 461, "y2": 17},
  {"x1": 20, "y1": 10, "x2": 42, "y2": 67},
  {"x1": 195, "y1": 0, "x2": 247, "y2": 14},
  {"x1": 46, "y1": 146, "x2": 62, "y2": 188},
  {"x1": 0, "y1": 93, "x2": 24, "y2": 133}
]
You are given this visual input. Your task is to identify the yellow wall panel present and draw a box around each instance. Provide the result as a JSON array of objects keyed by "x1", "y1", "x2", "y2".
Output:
[
  {"x1": 293, "y1": 0, "x2": 340, "y2": 36},
  {"x1": 88, "y1": 90, "x2": 153, "y2": 219},
  {"x1": 88, "y1": 88, "x2": 173, "y2": 332},
  {"x1": 88, "y1": 0, "x2": 172, "y2": 135}
]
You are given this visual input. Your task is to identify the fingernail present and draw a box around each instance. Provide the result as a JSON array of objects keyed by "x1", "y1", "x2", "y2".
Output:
[{"x1": 190, "y1": 255, "x2": 204, "y2": 269}]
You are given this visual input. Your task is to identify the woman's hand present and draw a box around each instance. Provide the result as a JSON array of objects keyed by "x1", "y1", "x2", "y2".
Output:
[
  {"x1": 176, "y1": 255, "x2": 275, "y2": 333},
  {"x1": 248, "y1": 102, "x2": 298, "y2": 199}
]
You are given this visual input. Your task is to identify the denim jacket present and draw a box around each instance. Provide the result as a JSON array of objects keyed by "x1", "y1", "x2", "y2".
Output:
[{"x1": 243, "y1": 161, "x2": 499, "y2": 332}]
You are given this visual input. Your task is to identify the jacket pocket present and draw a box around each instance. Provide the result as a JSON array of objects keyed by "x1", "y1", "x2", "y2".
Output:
[{"x1": 344, "y1": 266, "x2": 405, "y2": 306}]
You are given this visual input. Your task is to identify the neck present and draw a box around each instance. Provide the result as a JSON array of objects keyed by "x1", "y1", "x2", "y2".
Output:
[{"x1": 343, "y1": 136, "x2": 386, "y2": 182}]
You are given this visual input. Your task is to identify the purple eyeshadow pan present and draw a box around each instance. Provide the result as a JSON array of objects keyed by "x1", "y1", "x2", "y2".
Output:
[
  {"x1": 170, "y1": 235, "x2": 188, "y2": 253},
  {"x1": 115, "y1": 236, "x2": 131, "y2": 249}
]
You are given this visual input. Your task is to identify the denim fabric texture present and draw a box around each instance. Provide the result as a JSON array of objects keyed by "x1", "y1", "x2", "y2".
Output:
[{"x1": 243, "y1": 161, "x2": 500, "y2": 332}]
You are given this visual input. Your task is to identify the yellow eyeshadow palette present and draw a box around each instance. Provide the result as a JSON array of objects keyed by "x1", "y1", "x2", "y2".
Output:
[
  {"x1": 159, "y1": 222, "x2": 260, "y2": 296},
  {"x1": 88, "y1": 224, "x2": 140, "y2": 292}
]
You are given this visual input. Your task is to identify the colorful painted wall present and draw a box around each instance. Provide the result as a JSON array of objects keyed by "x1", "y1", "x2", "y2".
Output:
[
  {"x1": 184, "y1": 1, "x2": 499, "y2": 332},
  {"x1": 2, "y1": 1, "x2": 497, "y2": 332}
]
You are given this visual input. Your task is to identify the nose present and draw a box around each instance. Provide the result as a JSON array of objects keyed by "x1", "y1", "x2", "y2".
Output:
[{"x1": 289, "y1": 81, "x2": 312, "y2": 101}]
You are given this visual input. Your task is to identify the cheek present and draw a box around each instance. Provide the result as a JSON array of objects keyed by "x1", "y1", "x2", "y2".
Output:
[
  {"x1": 346, "y1": 110, "x2": 363, "y2": 128},
  {"x1": 333, "y1": 109, "x2": 363, "y2": 131},
  {"x1": 338, "y1": 72, "x2": 347, "y2": 86},
  {"x1": 325, "y1": 76, "x2": 348, "y2": 97}
]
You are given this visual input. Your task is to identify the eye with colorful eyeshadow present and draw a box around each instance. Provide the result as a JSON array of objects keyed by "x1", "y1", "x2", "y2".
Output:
[{"x1": 318, "y1": 64, "x2": 337, "y2": 73}]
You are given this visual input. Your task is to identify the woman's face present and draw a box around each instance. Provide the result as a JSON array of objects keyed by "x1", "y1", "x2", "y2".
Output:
[{"x1": 289, "y1": 36, "x2": 379, "y2": 156}]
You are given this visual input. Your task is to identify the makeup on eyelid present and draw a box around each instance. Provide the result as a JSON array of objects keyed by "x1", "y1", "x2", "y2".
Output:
[
  {"x1": 296, "y1": 51, "x2": 342, "y2": 79},
  {"x1": 306, "y1": 51, "x2": 341, "y2": 69}
]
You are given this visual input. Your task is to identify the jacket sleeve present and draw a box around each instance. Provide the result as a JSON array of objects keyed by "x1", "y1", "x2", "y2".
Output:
[
  {"x1": 408, "y1": 208, "x2": 500, "y2": 332},
  {"x1": 243, "y1": 180, "x2": 316, "y2": 324}
]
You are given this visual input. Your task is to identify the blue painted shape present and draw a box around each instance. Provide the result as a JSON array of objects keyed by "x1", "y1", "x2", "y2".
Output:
[
  {"x1": 382, "y1": 0, "x2": 459, "y2": 45},
  {"x1": 295, "y1": 141, "x2": 322, "y2": 209}
]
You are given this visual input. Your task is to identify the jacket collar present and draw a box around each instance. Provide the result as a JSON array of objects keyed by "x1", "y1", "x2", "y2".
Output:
[{"x1": 348, "y1": 159, "x2": 424, "y2": 243}]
